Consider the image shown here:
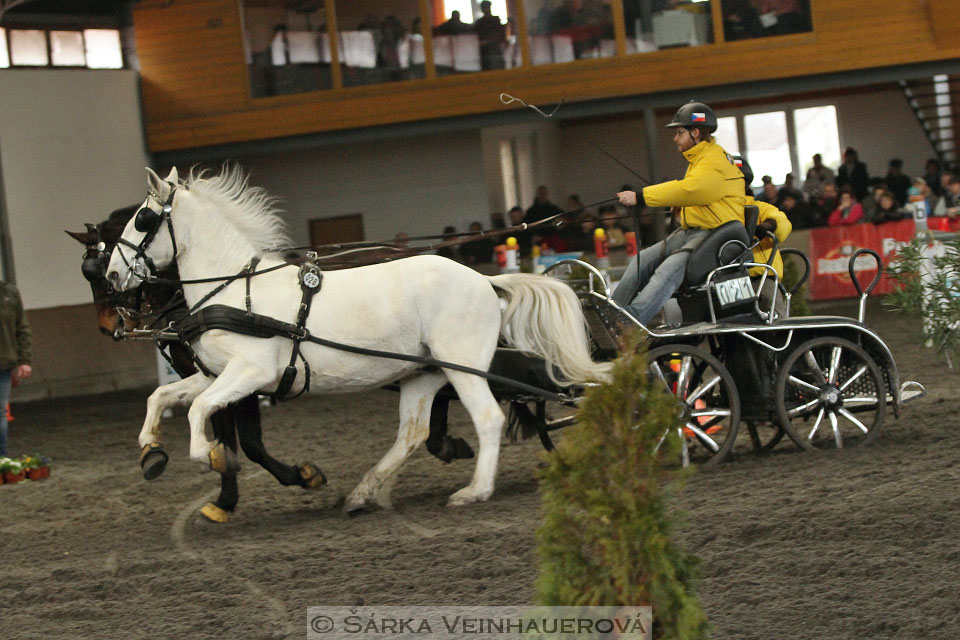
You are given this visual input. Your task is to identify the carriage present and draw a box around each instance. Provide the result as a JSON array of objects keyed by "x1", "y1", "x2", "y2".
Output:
[{"x1": 488, "y1": 205, "x2": 927, "y2": 466}]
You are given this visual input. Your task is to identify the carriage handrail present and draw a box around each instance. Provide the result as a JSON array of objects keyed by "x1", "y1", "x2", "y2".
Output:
[
  {"x1": 542, "y1": 258, "x2": 611, "y2": 297},
  {"x1": 849, "y1": 248, "x2": 883, "y2": 323}
]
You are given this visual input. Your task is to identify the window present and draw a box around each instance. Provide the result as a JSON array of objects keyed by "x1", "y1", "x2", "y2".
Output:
[
  {"x1": 794, "y1": 105, "x2": 841, "y2": 178},
  {"x1": 714, "y1": 116, "x2": 740, "y2": 156},
  {"x1": 1, "y1": 27, "x2": 123, "y2": 69},
  {"x1": 744, "y1": 111, "x2": 791, "y2": 187},
  {"x1": 432, "y1": 0, "x2": 517, "y2": 73},
  {"x1": 500, "y1": 135, "x2": 536, "y2": 211},
  {"x1": 523, "y1": 0, "x2": 615, "y2": 65}
]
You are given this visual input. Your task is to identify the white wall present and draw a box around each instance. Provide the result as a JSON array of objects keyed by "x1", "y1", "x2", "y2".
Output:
[
  {"x1": 0, "y1": 69, "x2": 148, "y2": 310},
  {"x1": 236, "y1": 129, "x2": 489, "y2": 243}
]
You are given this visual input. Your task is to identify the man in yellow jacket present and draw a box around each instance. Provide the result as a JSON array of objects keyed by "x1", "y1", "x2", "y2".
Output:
[{"x1": 614, "y1": 101, "x2": 746, "y2": 325}]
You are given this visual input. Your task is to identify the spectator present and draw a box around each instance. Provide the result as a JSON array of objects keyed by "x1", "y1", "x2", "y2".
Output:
[
  {"x1": 803, "y1": 153, "x2": 836, "y2": 201},
  {"x1": 760, "y1": 0, "x2": 811, "y2": 35},
  {"x1": 598, "y1": 205, "x2": 627, "y2": 247},
  {"x1": 776, "y1": 173, "x2": 804, "y2": 206},
  {"x1": 474, "y1": 0, "x2": 507, "y2": 70},
  {"x1": 779, "y1": 192, "x2": 820, "y2": 229},
  {"x1": 758, "y1": 181, "x2": 779, "y2": 204},
  {"x1": 868, "y1": 190, "x2": 905, "y2": 224},
  {"x1": 460, "y1": 221, "x2": 495, "y2": 264},
  {"x1": 525, "y1": 185, "x2": 564, "y2": 223},
  {"x1": 489, "y1": 211, "x2": 506, "y2": 229},
  {"x1": 722, "y1": 0, "x2": 764, "y2": 41},
  {"x1": 508, "y1": 205, "x2": 534, "y2": 254},
  {"x1": 828, "y1": 187, "x2": 864, "y2": 225},
  {"x1": 0, "y1": 278, "x2": 32, "y2": 457},
  {"x1": 922, "y1": 158, "x2": 944, "y2": 197},
  {"x1": 884, "y1": 158, "x2": 912, "y2": 206},
  {"x1": 939, "y1": 176, "x2": 960, "y2": 218},
  {"x1": 836, "y1": 147, "x2": 869, "y2": 201},
  {"x1": 908, "y1": 177, "x2": 938, "y2": 216},
  {"x1": 435, "y1": 10, "x2": 471, "y2": 35},
  {"x1": 814, "y1": 182, "x2": 839, "y2": 221},
  {"x1": 860, "y1": 181, "x2": 888, "y2": 222},
  {"x1": 436, "y1": 225, "x2": 459, "y2": 261},
  {"x1": 567, "y1": 210, "x2": 599, "y2": 252},
  {"x1": 394, "y1": 231, "x2": 409, "y2": 248}
]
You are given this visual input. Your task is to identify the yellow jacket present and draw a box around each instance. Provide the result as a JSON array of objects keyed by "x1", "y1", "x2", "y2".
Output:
[
  {"x1": 642, "y1": 140, "x2": 746, "y2": 230},
  {"x1": 746, "y1": 196, "x2": 792, "y2": 279}
]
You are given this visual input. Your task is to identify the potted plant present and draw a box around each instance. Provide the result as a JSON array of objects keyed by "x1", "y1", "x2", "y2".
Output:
[
  {"x1": 0, "y1": 457, "x2": 25, "y2": 484},
  {"x1": 20, "y1": 455, "x2": 48, "y2": 480}
]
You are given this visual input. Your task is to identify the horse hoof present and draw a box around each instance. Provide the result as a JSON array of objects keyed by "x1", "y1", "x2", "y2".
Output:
[
  {"x1": 200, "y1": 503, "x2": 230, "y2": 523},
  {"x1": 139, "y1": 443, "x2": 168, "y2": 481},
  {"x1": 208, "y1": 443, "x2": 241, "y2": 474},
  {"x1": 299, "y1": 462, "x2": 327, "y2": 490}
]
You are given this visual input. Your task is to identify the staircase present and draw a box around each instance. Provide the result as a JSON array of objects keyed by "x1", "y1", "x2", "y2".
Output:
[{"x1": 899, "y1": 75, "x2": 957, "y2": 168}]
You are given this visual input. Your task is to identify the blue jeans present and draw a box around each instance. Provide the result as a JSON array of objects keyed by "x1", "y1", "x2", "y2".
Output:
[
  {"x1": 612, "y1": 228, "x2": 710, "y2": 325},
  {"x1": 0, "y1": 369, "x2": 11, "y2": 457}
]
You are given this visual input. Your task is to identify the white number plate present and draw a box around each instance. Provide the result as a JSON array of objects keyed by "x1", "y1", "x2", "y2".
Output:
[{"x1": 714, "y1": 275, "x2": 756, "y2": 308}]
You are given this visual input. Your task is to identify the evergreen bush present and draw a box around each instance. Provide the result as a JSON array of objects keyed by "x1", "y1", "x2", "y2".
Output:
[{"x1": 535, "y1": 334, "x2": 709, "y2": 639}]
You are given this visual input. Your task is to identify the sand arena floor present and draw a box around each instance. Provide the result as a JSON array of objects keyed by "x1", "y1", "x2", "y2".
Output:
[{"x1": 2, "y1": 298, "x2": 958, "y2": 639}]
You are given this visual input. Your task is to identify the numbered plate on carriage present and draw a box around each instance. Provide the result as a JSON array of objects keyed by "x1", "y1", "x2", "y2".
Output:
[{"x1": 714, "y1": 275, "x2": 757, "y2": 308}]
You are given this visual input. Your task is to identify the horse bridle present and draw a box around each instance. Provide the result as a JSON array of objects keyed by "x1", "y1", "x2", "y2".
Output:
[{"x1": 114, "y1": 182, "x2": 180, "y2": 288}]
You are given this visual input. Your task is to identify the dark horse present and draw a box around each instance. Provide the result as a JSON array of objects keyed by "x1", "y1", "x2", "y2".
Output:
[{"x1": 68, "y1": 206, "x2": 327, "y2": 523}]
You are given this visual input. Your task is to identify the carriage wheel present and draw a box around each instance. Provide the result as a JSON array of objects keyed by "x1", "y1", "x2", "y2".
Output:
[
  {"x1": 743, "y1": 420, "x2": 786, "y2": 452},
  {"x1": 775, "y1": 337, "x2": 886, "y2": 450},
  {"x1": 647, "y1": 344, "x2": 742, "y2": 466}
]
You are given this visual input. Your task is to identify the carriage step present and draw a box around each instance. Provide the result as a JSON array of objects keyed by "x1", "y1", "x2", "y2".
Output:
[
  {"x1": 583, "y1": 304, "x2": 622, "y2": 353},
  {"x1": 895, "y1": 380, "x2": 926, "y2": 406}
]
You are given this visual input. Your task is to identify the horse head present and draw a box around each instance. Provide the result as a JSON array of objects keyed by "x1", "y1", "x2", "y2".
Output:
[{"x1": 106, "y1": 166, "x2": 181, "y2": 292}]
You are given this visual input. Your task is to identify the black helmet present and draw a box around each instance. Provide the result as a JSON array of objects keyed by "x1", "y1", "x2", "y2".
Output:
[
  {"x1": 666, "y1": 101, "x2": 717, "y2": 134},
  {"x1": 731, "y1": 155, "x2": 752, "y2": 188}
]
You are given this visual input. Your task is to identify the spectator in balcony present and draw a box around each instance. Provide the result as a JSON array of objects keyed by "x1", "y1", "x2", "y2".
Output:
[
  {"x1": 380, "y1": 15, "x2": 408, "y2": 69},
  {"x1": 760, "y1": 0, "x2": 810, "y2": 35},
  {"x1": 828, "y1": 187, "x2": 864, "y2": 226},
  {"x1": 460, "y1": 221, "x2": 495, "y2": 264},
  {"x1": 922, "y1": 158, "x2": 944, "y2": 197},
  {"x1": 884, "y1": 158, "x2": 912, "y2": 206},
  {"x1": 814, "y1": 182, "x2": 839, "y2": 222},
  {"x1": 867, "y1": 190, "x2": 906, "y2": 224},
  {"x1": 836, "y1": 147, "x2": 869, "y2": 201},
  {"x1": 722, "y1": 0, "x2": 763, "y2": 41},
  {"x1": 779, "y1": 192, "x2": 820, "y2": 229},
  {"x1": 803, "y1": 153, "x2": 835, "y2": 201},
  {"x1": 435, "y1": 10, "x2": 472, "y2": 36},
  {"x1": 475, "y1": 1, "x2": 507, "y2": 70},
  {"x1": 776, "y1": 172, "x2": 804, "y2": 206}
]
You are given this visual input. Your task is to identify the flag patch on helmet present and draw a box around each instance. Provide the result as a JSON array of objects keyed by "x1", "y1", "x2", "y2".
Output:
[{"x1": 692, "y1": 112, "x2": 706, "y2": 122}]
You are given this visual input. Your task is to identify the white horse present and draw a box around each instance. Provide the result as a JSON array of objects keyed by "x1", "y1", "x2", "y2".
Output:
[{"x1": 107, "y1": 166, "x2": 610, "y2": 509}]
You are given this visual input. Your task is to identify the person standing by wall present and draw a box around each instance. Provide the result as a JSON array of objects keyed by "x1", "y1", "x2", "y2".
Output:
[{"x1": 0, "y1": 279, "x2": 32, "y2": 456}]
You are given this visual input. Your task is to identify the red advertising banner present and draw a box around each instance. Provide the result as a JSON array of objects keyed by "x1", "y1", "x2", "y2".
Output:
[{"x1": 807, "y1": 220, "x2": 918, "y2": 300}]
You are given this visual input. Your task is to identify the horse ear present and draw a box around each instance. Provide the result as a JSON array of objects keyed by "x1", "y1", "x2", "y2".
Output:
[
  {"x1": 166, "y1": 166, "x2": 180, "y2": 185},
  {"x1": 65, "y1": 229, "x2": 96, "y2": 245},
  {"x1": 145, "y1": 167, "x2": 163, "y2": 192}
]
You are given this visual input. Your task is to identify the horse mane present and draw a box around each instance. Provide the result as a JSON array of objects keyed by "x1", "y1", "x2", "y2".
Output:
[{"x1": 184, "y1": 165, "x2": 291, "y2": 256}]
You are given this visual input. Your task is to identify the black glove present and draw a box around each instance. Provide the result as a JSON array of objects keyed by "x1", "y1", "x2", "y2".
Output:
[
  {"x1": 756, "y1": 219, "x2": 777, "y2": 238},
  {"x1": 636, "y1": 190, "x2": 646, "y2": 208}
]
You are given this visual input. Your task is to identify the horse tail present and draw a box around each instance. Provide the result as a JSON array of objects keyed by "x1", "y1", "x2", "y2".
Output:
[{"x1": 487, "y1": 273, "x2": 612, "y2": 386}]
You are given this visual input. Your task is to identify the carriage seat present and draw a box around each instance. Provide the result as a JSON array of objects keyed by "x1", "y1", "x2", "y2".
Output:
[{"x1": 682, "y1": 219, "x2": 751, "y2": 287}]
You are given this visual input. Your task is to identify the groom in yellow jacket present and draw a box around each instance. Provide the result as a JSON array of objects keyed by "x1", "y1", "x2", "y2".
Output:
[{"x1": 614, "y1": 101, "x2": 746, "y2": 325}]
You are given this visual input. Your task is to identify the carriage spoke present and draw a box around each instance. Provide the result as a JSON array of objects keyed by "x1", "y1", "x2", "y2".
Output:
[
  {"x1": 838, "y1": 365, "x2": 868, "y2": 392},
  {"x1": 691, "y1": 408, "x2": 731, "y2": 419},
  {"x1": 677, "y1": 355, "x2": 694, "y2": 400},
  {"x1": 654, "y1": 428, "x2": 669, "y2": 453},
  {"x1": 678, "y1": 427, "x2": 690, "y2": 467},
  {"x1": 829, "y1": 410, "x2": 842, "y2": 448},
  {"x1": 843, "y1": 396, "x2": 880, "y2": 406},
  {"x1": 838, "y1": 408, "x2": 870, "y2": 434},
  {"x1": 684, "y1": 423, "x2": 720, "y2": 452},
  {"x1": 787, "y1": 375, "x2": 820, "y2": 393},
  {"x1": 803, "y1": 350, "x2": 828, "y2": 385},
  {"x1": 807, "y1": 407, "x2": 825, "y2": 441},
  {"x1": 828, "y1": 346, "x2": 842, "y2": 384},
  {"x1": 650, "y1": 362, "x2": 673, "y2": 395},
  {"x1": 787, "y1": 397, "x2": 820, "y2": 418},
  {"x1": 687, "y1": 374, "x2": 721, "y2": 405}
]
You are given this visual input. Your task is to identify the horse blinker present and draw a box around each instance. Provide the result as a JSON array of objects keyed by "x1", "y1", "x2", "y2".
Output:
[{"x1": 134, "y1": 207, "x2": 161, "y2": 234}]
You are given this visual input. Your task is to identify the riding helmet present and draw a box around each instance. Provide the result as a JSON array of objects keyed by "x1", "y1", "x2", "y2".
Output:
[{"x1": 666, "y1": 101, "x2": 718, "y2": 134}]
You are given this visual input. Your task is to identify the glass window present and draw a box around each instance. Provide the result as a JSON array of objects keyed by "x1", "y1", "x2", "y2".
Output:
[
  {"x1": 431, "y1": 0, "x2": 516, "y2": 73},
  {"x1": 523, "y1": 0, "x2": 616, "y2": 65},
  {"x1": 83, "y1": 29, "x2": 123, "y2": 69},
  {"x1": 50, "y1": 31, "x2": 86, "y2": 67},
  {"x1": 744, "y1": 110, "x2": 790, "y2": 187},
  {"x1": 336, "y1": 2, "x2": 425, "y2": 88},
  {"x1": 0, "y1": 29, "x2": 9, "y2": 68},
  {"x1": 10, "y1": 29, "x2": 49, "y2": 66},
  {"x1": 623, "y1": 0, "x2": 712, "y2": 55},
  {"x1": 714, "y1": 116, "x2": 739, "y2": 155},
  {"x1": 794, "y1": 105, "x2": 841, "y2": 179},
  {"x1": 721, "y1": 0, "x2": 812, "y2": 42}
]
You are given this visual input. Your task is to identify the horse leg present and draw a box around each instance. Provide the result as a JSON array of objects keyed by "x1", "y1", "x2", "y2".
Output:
[
  {"x1": 345, "y1": 372, "x2": 447, "y2": 512},
  {"x1": 234, "y1": 394, "x2": 327, "y2": 489},
  {"x1": 138, "y1": 373, "x2": 213, "y2": 479},
  {"x1": 186, "y1": 360, "x2": 275, "y2": 468},
  {"x1": 201, "y1": 409, "x2": 240, "y2": 524},
  {"x1": 443, "y1": 371, "x2": 505, "y2": 506}
]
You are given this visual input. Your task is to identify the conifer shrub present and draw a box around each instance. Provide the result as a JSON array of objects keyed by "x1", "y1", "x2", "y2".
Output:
[{"x1": 535, "y1": 333, "x2": 709, "y2": 639}]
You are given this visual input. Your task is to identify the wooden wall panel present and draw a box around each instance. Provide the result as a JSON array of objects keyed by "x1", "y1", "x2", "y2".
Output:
[{"x1": 134, "y1": 0, "x2": 960, "y2": 152}]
